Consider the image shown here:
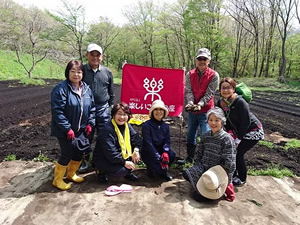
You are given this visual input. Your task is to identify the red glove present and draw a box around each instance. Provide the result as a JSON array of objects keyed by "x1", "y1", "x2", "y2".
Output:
[
  {"x1": 225, "y1": 183, "x2": 235, "y2": 202},
  {"x1": 85, "y1": 125, "x2": 92, "y2": 136},
  {"x1": 67, "y1": 129, "x2": 75, "y2": 140},
  {"x1": 160, "y1": 152, "x2": 169, "y2": 170}
]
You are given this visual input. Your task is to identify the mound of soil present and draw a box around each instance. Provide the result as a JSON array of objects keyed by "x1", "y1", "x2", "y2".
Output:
[{"x1": 0, "y1": 80, "x2": 299, "y2": 176}]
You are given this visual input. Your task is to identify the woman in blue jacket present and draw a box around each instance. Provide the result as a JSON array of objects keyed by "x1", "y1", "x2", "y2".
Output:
[
  {"x1": 141, "y1": 100, "x2": 176, "y2": 181},
  {"x1": 51, "y1": 60, "x2": 95, "y2": 190},
  {"x1": 93, "y1": 102, "x2": 142, "y2": 183}
]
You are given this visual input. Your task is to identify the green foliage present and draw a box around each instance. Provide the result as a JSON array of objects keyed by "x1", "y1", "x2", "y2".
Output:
[
  {"x1": 248, "y1": 164, "x2": 294, "y2": 178},
  {"x1": 283, "y1": 139, "x2": 300, "y2": 151},
  {"x1": 3, "y1": 154, "x2": 17, "y2": 161},
  {"x1": 0, "y1": 50, "x2": 65, "y2": 81},
  {"x1": 258, "y1": 140, "x2": 274, "y2": 149},
  {"x1": 33, "y1": 152, "x2": 50, "y2": 162}
]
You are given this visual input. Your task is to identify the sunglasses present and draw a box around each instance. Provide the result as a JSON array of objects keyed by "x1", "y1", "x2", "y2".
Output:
[{"x1": 197, "y1": 57, "x2": 208, "y2": 61}]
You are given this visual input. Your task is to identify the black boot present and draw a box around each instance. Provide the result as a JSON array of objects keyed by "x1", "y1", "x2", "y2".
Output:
[
  {"x1": 186, "y1": 144, "x2": 196, "y2": 164},
  {"x1": 146, "y1": 167, "x2": 155, "y2": 178},
  {"x1": 96, "y1": 169, "x2": 108, "y2": 183},
  {"x1": 125, "y1": 173, "x2": 139, "y2": 181},
  {"x1": 163, "y1": 171, "x2": 173, "y2": 181}
]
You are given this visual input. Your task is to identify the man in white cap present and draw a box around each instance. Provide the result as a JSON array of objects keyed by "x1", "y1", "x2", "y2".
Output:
[
  {"x1": 183, "y1": 48, "x2": 220, "y2": 164},
  {"x1": 79, "y1": 43, "x2": 115, "y2": 172}
]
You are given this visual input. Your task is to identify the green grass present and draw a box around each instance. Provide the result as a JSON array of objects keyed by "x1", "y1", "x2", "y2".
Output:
[
  {"x1": 284, "y1": 139, "x2": 300, "y2": 151},
  {"x1": 258, "y1": 140, "x2": 274, "y2": 149},
  {"x1": 248, "y1": 164, "x2": 295, "y2": 178},
  {"x1": 33, "y1": 152, "x2": 50, "y2": 162},
  {"x1": 3, "y1": 154, "x2": 17, "y2": 161},
  {"x1": 236, "y1": 77, "x2": 300, "y2": 92},
  {"x1": 0, "y1": 49, "x2": 65, "y2": 81}
]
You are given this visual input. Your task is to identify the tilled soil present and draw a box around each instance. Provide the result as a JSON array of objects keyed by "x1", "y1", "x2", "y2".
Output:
[{"x1": 0, "y1": 80, "x2": 299, "y2": 176}]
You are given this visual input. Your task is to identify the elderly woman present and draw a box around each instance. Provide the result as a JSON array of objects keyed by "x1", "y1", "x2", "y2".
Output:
[
  {"x1": 51, "y1": 60, "x2": 95, "y2": 191},
  {"x1": 141, "y1": 100, "x2": 176, "y2": 181},
  {"x1": 93, "y1": 102, "x2": 142, "y2": 183},
  {"x1": 217, "y1": 77, "x2": 264, "y2": 186},
  {"x1": 183, "y1": 107, "x2": 236, "y2": 202}
]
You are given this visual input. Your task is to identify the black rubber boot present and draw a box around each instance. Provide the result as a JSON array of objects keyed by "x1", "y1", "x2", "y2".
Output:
[{"x1": 185, "y1": 144, "x2": 196, "y2": 164}]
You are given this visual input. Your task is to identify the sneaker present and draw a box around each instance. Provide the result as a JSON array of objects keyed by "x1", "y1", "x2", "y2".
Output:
[
  {"x1": 78, "y1": 159, "x2": 89, "y2": 173},
  {"x1": 232, "y1": 177, "x2": 246, "y2": 187}
]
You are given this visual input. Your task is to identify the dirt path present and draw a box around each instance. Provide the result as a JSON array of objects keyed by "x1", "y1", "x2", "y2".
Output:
[{"x1": 0, "y1": 161, "x2": 299, "y2": 225}]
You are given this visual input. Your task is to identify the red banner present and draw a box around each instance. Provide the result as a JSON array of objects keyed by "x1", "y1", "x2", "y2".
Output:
[{"x1": 121, "y1": 63, "x2": 185, "y2": 117}]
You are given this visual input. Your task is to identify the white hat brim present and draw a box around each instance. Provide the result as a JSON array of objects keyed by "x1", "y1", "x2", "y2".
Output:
[{"x1": 196, "y1": 165, "x2": 228, "y2": 200}]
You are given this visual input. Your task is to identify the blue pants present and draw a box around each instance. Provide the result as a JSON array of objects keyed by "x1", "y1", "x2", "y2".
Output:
[
  {"x1": 57, "y1": 138, "x2": 83, "y2": 165},
  {"x1": 186, "y1": 112, "x2": 210, "y2": 145},
  {"x1": 95, "y1": 106, "x2": 111, "y2": 134},
  {"x1": 142, "y1": 150, "x2": 176, "y2": 177}
]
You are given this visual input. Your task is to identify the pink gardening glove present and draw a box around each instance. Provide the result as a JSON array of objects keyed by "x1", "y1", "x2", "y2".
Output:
[
  {"x1": 85, "y1": 125, "x2": 92, "y2": 136},
  {"x1": 160, "y1": 152, "x2": 169, "y2": 170},
  {"x1": 225, "y1": 183, "x2": 235, "y2": 202},
  {"x1": 67, "y1": 129, "x2": 75, "y2": 140}
]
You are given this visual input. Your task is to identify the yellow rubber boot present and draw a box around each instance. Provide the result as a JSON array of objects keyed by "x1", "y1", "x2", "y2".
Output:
[
  {"x1": 67, "y1": 160, "x2": 84, "y2": 183},
  {"x1": 52, "y1": 162, "x2": 72, "y2": 190}
]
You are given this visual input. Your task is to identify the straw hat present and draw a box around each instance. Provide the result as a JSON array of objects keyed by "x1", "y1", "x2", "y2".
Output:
[
  {"x1": 196, "y1": 165, "x2": 228, "y2": 200},
  {"x1": 148, "y1": 100, "x2": 169, "y2": 118}
]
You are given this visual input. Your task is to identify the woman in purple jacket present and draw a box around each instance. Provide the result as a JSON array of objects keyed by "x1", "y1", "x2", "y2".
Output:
[{"x1": 141, "y1": 100, "x2": 176, "y2": 181}]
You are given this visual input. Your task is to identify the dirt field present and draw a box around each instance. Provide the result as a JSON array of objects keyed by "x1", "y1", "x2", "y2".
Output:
[
  {"x1": 0, "y1": 79, "x2": 299, "y2": 175},
  {"x1": 0, "y1": 80, "x2": 300, "y2": 225}
]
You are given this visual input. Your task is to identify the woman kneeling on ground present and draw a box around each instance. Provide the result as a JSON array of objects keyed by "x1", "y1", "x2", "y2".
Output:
[
  {"x1": 141, "y1": 100, "x2": 176, "y2": 181},
  {"x1": 183, "y1": 107, "x2": 236, "y2": 202},
  {"x1": 51, "y1": 60, "x2": 95, "y2": 191},
  {"x1": 217, "y1": 77, "x2": 264, "y2": 186},
  {"x1": 93, "y1": 102, "x2": 142, "y2": 183}
]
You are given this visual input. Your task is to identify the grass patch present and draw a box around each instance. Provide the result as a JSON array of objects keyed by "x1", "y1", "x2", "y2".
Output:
[
  {"x1": 248, "y1": 164, "x2": 294, "y2": 178},
  {"x1": 236, "y1": 77, "x2": 300, "y2": 92},
  {"x1": 258, "y1": 140, "x2": 274, "y2": 149},
  {"x1": 3, "y1": 154, "x2": 17, "y2": 161},
  {"x1": 33, "y1": 152, "x2": 50, "y2": 162},
  {"x1": 283, "y1": 139, "x2": 300, "y2": 151}
]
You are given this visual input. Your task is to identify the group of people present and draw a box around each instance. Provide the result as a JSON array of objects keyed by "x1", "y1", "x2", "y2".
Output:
[{"x1": 50, "y1": 44, "x2": 264, "y2": 203}]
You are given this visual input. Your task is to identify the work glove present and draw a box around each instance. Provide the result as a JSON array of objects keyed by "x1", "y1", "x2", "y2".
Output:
[
  {"x1": 185, "y1": 103, "x2": 194, "y2": 112},
  {"x1": 67, "y1": 129, "x2": 75, "y2": 140},
  {"x1": 225, "y1": 183, "x2": 235, "y2": 202},
  {"x1": 160, "y1": 152, "x2": 169, "y2": 170},
  {"x1": 85, "y1": 125, "x2": 92, "y2": 136}
]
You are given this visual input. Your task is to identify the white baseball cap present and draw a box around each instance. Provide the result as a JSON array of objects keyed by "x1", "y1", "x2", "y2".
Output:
[{"x1": 87, "y1": 43, "x2": 103, "y2": 54}]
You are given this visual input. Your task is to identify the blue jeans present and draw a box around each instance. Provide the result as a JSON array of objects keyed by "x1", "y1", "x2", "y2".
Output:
[{"x1": 187, "y1": 112, "x2": 210, "y2": 145}]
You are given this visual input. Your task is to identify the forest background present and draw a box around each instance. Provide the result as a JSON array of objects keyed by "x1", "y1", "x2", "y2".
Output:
[{"x1": 0, "y1": 0, "x2": 300, "y2": 87}]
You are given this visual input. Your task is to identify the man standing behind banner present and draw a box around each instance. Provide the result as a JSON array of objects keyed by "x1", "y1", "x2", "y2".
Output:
[
  {"x1": 79, "y1": 43, "x2": 115, "y2": 172},
  {"x1": 184, "y1": 48, "x2": 220, "y2": 164}
]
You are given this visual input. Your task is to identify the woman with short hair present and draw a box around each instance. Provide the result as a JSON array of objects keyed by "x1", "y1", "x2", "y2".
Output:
[
  {"x1": 217, "y1": 77, "x2": 264, "y2": 186},
  {"x1": 93, "y1": 102, "x2": 142, "y2": 183},
  {"x1": 51, "y1": 60, "x2": 95, "y2": 190}
]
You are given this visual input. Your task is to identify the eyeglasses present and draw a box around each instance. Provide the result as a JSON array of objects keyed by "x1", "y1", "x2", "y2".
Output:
[
  {"x1": 116, "y1": 112, "x2": 128, "y2": 117},
  {"x1": 196, "y1": 57, "x2": 208, "y2": 61},
  {"x1": 221, "y1": 86, "x2": 233, "y2": 90},
  {"x1": 70, "y1": 70, "x2": 83, "y2": 75}
]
